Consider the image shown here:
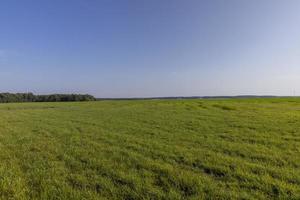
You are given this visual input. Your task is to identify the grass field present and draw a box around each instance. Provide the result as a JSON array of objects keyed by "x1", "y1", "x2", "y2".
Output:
[{"x1": 0, "y1": 98, "x2": 299, "y2": 199}]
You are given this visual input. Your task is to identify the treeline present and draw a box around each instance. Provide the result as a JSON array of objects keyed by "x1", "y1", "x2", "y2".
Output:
[{"x1": 0, "y1": 93, "x2": 96, "y2": 103}]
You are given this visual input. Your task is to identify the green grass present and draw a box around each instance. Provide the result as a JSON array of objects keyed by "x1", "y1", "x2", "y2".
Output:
[{"x1": 0, "y1": 98, "x2": 299, "y2": 199}]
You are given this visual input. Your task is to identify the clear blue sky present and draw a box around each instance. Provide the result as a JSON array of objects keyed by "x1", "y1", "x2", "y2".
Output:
[{"x1": 0, "y1": 0, "x2": 300, "y2": 97}]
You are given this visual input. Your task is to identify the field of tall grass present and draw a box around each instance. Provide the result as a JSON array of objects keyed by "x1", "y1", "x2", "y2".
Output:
[{"x1": 0, "y1": 98, "x2": 299, "y2": 199}]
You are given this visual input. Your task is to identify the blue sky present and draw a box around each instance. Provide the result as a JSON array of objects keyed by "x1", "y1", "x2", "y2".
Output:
[{"x1": 0, "y1": 0, "x2": 300, "y2": 97}]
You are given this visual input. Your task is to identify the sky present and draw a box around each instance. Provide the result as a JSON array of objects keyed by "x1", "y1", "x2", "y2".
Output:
[{"x1": 0, "y1": 0, "x2": 300, "y2": 98}]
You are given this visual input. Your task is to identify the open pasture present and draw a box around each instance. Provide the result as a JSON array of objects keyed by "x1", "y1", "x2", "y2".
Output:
[{"x1": 0, "y1": 98, "x2": 299, "y2": 199}]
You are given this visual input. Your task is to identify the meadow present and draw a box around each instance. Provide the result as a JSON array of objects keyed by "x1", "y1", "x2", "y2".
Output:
[{"x1": 0, "y1": 98, "x2": 299, "y2": 199}]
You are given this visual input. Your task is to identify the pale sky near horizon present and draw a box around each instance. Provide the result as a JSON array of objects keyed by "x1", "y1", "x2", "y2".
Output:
[{"x1": 0, "y1": 0, "x2": 300, "y2": 98}]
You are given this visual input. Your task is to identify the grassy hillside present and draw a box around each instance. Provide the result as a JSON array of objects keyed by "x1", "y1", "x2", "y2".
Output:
[{"x1": 0, "y1": 98, "x2": 299, "y2": 199}]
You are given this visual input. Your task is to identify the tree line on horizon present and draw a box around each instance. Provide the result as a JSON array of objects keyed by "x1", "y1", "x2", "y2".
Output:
[{"x1": 0, "y1": 93, "x2": 96, "y2": 103}]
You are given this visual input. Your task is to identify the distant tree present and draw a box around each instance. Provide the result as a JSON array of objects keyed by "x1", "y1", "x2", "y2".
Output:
[{"x1": 0, "y1": 93, "x2": 96, "y2": 103}]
